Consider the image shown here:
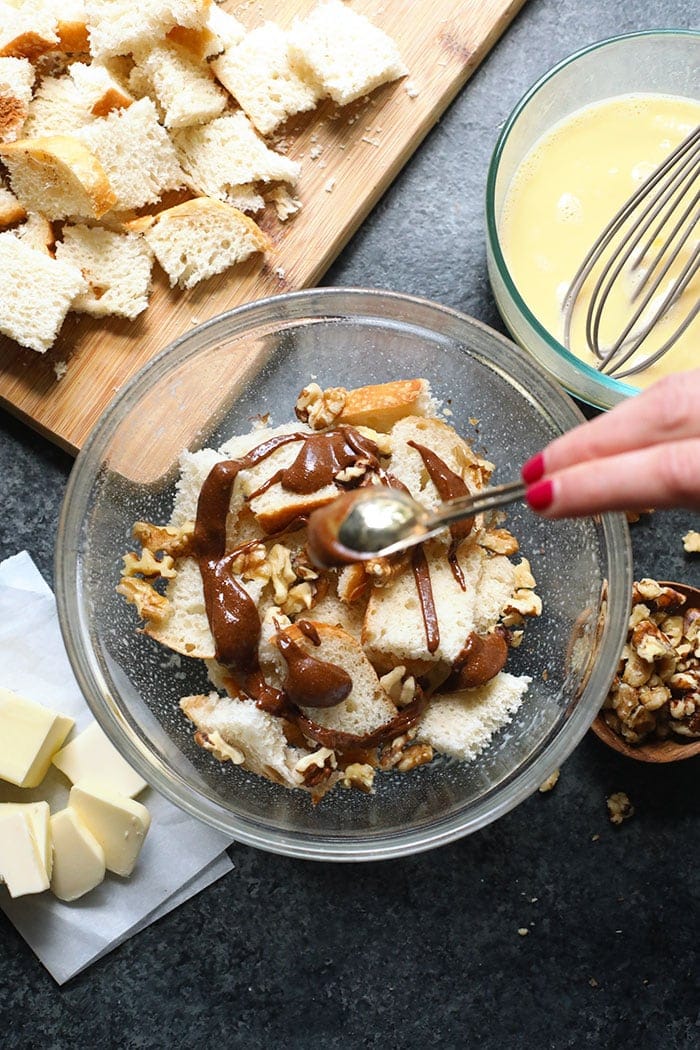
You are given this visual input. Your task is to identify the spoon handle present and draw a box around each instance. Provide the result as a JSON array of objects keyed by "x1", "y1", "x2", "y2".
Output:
[{"x1": 425, "y1": 479, "x2": 528, "y2": 533}]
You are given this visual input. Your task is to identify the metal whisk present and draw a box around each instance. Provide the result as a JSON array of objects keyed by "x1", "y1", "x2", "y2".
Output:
[{"x1": 562, "y1": 123, "x2": 700, "y2": 380}]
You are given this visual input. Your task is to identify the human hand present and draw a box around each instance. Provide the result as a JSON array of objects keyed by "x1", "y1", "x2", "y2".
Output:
[{"x1": 521, "y1": 369, "x2": 700, "y2": 517}]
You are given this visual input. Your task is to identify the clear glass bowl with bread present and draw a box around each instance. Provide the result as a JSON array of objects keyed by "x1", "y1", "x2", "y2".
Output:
[{"x1": 56, "y1": 289, "x2": 632, "y2": 860}]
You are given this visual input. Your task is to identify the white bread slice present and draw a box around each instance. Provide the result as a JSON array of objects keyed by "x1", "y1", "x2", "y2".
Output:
[
  {"x1": 0, "y1": 176, "x2": 25, "y2": 227},
  {"x1": 78, "y1": 97, "x2": 184, "y2": 209},
  {"x1": 13, "y1": 212, "x2": 55, "y2": 254},
  {"x1": 307, "y1": 574, "x2": 367, "y2": 642},
  {"x1": 180, "y1": 691, "x2": 307, "y2": 789},
  {"x1": 387, "y1": 415, "x2": 490, "y2": 517},
  {"x1": 337, "y1": 379, "x2": 436, "y2": 432},
  {"x1": 127, "y1": 197, "x2": 269, "y2": 290},
  {"x1": 84, "y1": 0, "x2": 212, "y2": 60},
  {"x1": 211, "y1": 22, "x2": 322, "y2": 137},
  {"x1": 0, "y1": 2, "x2": 59, "y2": 62},
  {"x1": 22, "y1": 75, "x2": 94, "y2": 139},
  {"x1": 55, "y1": 224, "x2": 153, "y2": 318},
  {"x1": 0, "y1": 134, "x2": 117, "y2": 219},
  {"x1": 69, "y1": 61, "x2": 133, "y2": 116},
  {"x1": 168, "y1": 5, "x2": 245, "y2": 60},
  {"x1": 362, "y1": 538, "x2": 515, "y2": 673},
  {"x1": 44, "y1": 0, "x2": 90, "y2": 54},
  {"x1": 0, "y1": 234, "x2": 87, "y2": 351},
  {"x1": 131, "y1": 42, "x2": 226, "y2": 129},
  {"x1": 288, "y1": 0, "x2": 407, "y2": 107},
  {"x1": 173, "y1": 111, "x2": 300, "y2": 204},
  {"x1": 274, "y1": 622, "x2": 398, "y2": 738},
  {"x1": 145, "y1": 555, "x2": 215, "y2": 657},
  {"x1": 416, "y1": 672, "x2": 531, "y2": 762},
  {"x1": 0, "y1": 57, "x2": 34, "y2": 142}
]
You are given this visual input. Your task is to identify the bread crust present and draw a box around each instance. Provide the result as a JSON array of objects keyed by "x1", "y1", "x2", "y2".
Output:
[{"x1": 0, "y1": 134, "x2": 117, "y2": 218}]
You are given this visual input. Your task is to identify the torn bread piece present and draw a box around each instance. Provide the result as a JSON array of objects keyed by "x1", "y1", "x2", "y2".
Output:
[
  {"x1": 12, "y1": 212, "x2": 55, "y2": 255},
  {"x1": 68, "y1": 61, "x2": 134, "y2": 116},
  {"x1": 289, "y1": 0, "x2": 407, "y2": 107},
  {"x1": 0, "y1": 56, "x2": 34, "y2": 142},
  {"x1": 180, "y1": 691, "x2": 311, "y2": 791},
  {"x1": 274, "y1": 622, "x2": 399, "y2": 739},
  {"x1": 211, "y1": 22, "x2": 322, "y2": 137},
  {"x1": 55, "y1": 224, "x2": 153, "y2": 318},
  {"x1": 0, "y1": 2, "x2": 59, "y2": 62},
  {"x1": 84, "y1": 0, "x2": 212, "y2": 60},
  {"x1": 0, "y1": 174, "x2": 25, "y2": 227},
  {"x1": 0, "y1": 134, "x2": 116, "y2": 220},
  {"x1": 131, "y1": 41, "x2": 226, "y2": 129},
  {"x1": 44, "y1": 0, "x2": 90, "y2": 54},
  {"x1": 127, "y1": 196, "x2": 269, "y2": 289},
  {"x1": 167, "y1": 4, "x2": 245, "y2": 60},
  {"x1": 22, "y1": 74, "x2": 94, "y2": 139},
  {"x1": 416, "y1": 672, "x2": 531, "y2": 762},
  {"x1": 336, "y1": 378, "x2": 436, "y2": 431},
  {"x1": 173, "y1": 111, "x2": 300, "y2": 205},
  {"x1": 0, "y1": 234, "x2": 87, "y2": 351},
  {"x1": 78, "y1": 97, "x2": 184, "y2": 209}
]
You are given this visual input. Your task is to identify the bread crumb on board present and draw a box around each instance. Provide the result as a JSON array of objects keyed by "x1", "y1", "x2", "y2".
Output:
[{"x1": 0, "y1": 0, "x2": 409, "y2": 358}]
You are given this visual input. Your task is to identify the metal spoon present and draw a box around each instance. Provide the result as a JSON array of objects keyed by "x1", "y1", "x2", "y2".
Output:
[{"x1": 307, "y1": 479, "x2": 527, "y2": 566}]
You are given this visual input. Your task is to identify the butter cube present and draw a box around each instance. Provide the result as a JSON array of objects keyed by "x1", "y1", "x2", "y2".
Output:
[
  {"x1": 0, "y1": 808, "x2": 50, "y2": 897},
  {"x1": 69, "y1": 781, "x2": 151, "y2": 877},
  {"x1": 52, "y1": 721, "x2": 148, "y2": 798},
  {"x1": 50, "y1": 808, "x2": 106, "y2": 902},
  {"x1": 0, "y1": 688, "x2": 74, "y2": 788},
  {"x1": 1, "y1": 801, "x2": 52, "y2": 880}
]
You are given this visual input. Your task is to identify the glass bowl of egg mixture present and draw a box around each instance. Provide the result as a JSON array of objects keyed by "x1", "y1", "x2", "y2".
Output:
[
  {"x1": 56, "y1": 289, "x2": 632, "y2": 860},
  {"x1": 486, "y1": 29, "x2": 700, "y2": 410}
]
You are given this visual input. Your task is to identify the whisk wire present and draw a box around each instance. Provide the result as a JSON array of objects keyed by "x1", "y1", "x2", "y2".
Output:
[{"x1": 563, "y1": 123, "x2": 700, "y2": 379}]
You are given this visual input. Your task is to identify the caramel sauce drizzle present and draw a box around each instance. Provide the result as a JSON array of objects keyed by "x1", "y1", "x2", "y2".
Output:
[
  {"x1": 411, "y1": 546, "x2": 440, "y2": 653},
  {"x1": 443, "y1": 630, "x2": 509, "y2": 691},
  {"x1": 408, "y1": 439, "x2": 474, "y2": 591},
  {"x1": 276, "y1": 631, "x2": 353, "y2": 709}
]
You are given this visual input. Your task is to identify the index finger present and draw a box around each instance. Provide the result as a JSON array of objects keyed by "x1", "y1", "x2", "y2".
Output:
[{"x1": 528, "y1": 369, "x2": 700, "y2": 478}]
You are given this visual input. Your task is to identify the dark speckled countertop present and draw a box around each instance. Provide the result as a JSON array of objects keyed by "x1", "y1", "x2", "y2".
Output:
[{"x1": 2, "y1": 3, "x2": 699, "y2": 1047}]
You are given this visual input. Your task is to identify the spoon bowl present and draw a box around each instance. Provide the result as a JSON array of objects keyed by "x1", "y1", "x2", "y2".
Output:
[{"x1": 591, "y1": 580, "x2": 700, "y2": 763}]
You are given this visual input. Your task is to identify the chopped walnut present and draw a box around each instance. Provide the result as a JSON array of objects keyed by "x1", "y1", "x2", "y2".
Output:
[
  {"x1": 194, "y1": 729, "x2": 244, "y2": 765},
  {"x1": 281, "y1": 581, "x2": 315, "y2": 616},
  {"x1": 132, "y1": 520, "x2": 193, "y2": 557},
  {"x1": 267, "y1": 544, "x2": 297, "y2": 604},
  {"x1": 363, "y1": 556, "x2": 405, "y2": 588},
  {"x1": 341, "y1": 762, "x2": 376, "y2": 793},
  {"x1": 295, "y1": 747, "x2": 337, "y2": 787},
  {"x1": 478, "y1": 528, "x2": 520, "y2": 556},
  {"x1": 683, "y1": 531, "x2": 700, "y2": 553},
  {"x1": 122, "y1": 548, "x2": 176, "y2": 579},
  {"x1": 505, "y1": 588, "x2": 542, "y2": 619},
  {"x1": 116, "y1": 576, "x2": 169, "y2": 623},
  {"x1": 603, "y1": 579, "x2": 700, "y2": 745},
  {"x1": 355, "y1": 425, "x2": 392, "y2": 456},
  {"x1": 231, "y1": 541, "x2": 269, "y2": 581},
  {"x1": 607, "y1": 792, "x2": 634, "y2": 825},
  {"x1": 379, "y1": 665, "x2": 416, "y2": 707},
  {"x1": 395, "y1": 743, "x2": 433, "y2": 771},
  {"x1": 513, "y1": 558, "x2": 536, "y2": 590},
  {"x1": 335, "y1": 459, "x2": 372, "y2": 484},
  {"x1": 294, "y1": 382, "x2": 348, "y2": 430},
  {"x1": 538, "y1": 769, "x2": 560, "y2": 793},
  {"x1": 378, "y1": 730, "x2": 418, "y2": 770}
]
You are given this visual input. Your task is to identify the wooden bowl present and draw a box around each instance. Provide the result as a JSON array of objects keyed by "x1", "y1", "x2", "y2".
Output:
[{"x1": 591, "y1": 581, "x2": 700, "y2": 763}]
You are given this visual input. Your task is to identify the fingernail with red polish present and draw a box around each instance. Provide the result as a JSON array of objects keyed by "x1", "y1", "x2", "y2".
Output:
[
  {"x1": 521, "y1": 452, "x2": 545, "y2": 484},
  {"x1": 526, "y1": 479, "x2": 554, "y2": 512}
]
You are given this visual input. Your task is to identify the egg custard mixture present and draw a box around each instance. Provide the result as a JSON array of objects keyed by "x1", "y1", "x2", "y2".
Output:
[{"x1": 499, "y1": 94, "x2": 700, "y2": 388}]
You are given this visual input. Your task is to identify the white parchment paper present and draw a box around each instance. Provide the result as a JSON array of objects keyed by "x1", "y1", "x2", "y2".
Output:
[{"x1": 0, "y1": 551, "x2": 234, "y2": 984}]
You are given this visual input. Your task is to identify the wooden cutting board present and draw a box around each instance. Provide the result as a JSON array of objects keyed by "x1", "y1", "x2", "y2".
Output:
[{"x1": 0, "y1": 0, "x2": 527, "y2": 452}]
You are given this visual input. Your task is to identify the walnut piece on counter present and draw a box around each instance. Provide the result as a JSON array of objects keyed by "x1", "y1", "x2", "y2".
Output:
[
  {"x1": 607, "y1": 792, "x2": 634, "y2": 825},
  {"x1": 683, "y1": 531, "x2": 700, "y2": 553},
  {"x1": 538, "y1": 769, "x2": 560, "y2": 793}
]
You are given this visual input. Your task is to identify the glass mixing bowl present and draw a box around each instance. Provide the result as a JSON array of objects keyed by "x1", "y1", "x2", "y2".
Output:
[
  {"x1": 56, "y1": 289, "x2": 632, "y2": 860},
  {"x1": 486, "y1": 29, "x2": 700, "y2": 410}
]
